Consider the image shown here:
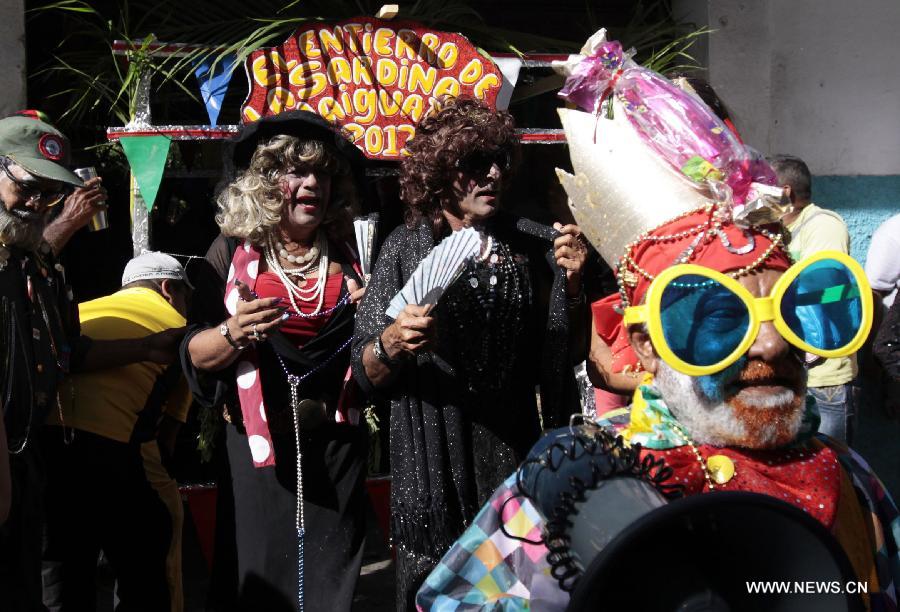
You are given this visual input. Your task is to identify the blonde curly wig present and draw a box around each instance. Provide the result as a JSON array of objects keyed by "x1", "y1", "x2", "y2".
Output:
[{"x1": 216, "y1": 135, "x2": 358, "y2": 245}]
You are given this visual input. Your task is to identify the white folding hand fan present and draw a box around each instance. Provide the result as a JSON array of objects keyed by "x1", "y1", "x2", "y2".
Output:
[
  {"x1": 353, "y1": 214, "x2": 379, "y2": 285},
  {"x1": 386, "y1": 227, "x2": 485, "y2": 319}
]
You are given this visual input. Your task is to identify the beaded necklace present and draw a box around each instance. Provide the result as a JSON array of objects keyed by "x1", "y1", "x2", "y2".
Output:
[
  {"x1": 286, "y1": 293, "x2": 350, "y2": 319},
  {"x1": 444, "y1": 235, "x2": 530, "y2": 394},
  {"x1": 669, "y1": 420, "x2": 736, "y2": 490},
  {"x1": 615, "y1": 204, "x2": 786, "y2": 309},
  {"x1": 3, "y1": 251, "x2": 73, "y2": 454},
  {"x1": 276, "y1": 239, "x2": 320, "y2": 265},
  {"x1": 264, "y1": 232, "x2": 329, "y2": 315},
  {"x1": 272, "y1": 338, "x2": 352, "y2": 612},
  {"x1": 247, "y1": 287, "x2": 349, "y2": 321}
]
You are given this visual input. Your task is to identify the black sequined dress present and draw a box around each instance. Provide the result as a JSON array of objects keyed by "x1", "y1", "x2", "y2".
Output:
[
  {"x1": 875, "y1": 298, "x2": 900, "y2": 381},
  {"x1": 351, "y1": 214, "x2": 581, "y2": 610},
  {"x1": 181, "y1": 235, "x2": 367, "y2": 612}
]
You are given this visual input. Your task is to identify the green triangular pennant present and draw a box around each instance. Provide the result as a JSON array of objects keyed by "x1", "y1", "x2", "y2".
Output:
[{"x1": 120, "y1": 136, "x2": 171, "y2": 212}]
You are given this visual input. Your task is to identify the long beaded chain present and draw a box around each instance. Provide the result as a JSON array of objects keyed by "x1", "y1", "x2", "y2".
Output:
[
  {"x1": 288, "y1": 376, "x2": 307, "y2": 612},
  {"x1": 445, "y1": 236, "x2": 529, "y2": 394},
  {"x1": 669, "y1": 420, "x2": 718, "y2": 490},
  {"x1": 273, "y1": 337, "x2": 352, "y2": 612},
  {"x1": 265, "y1": 232, "x2": 329, "y2": 315}
]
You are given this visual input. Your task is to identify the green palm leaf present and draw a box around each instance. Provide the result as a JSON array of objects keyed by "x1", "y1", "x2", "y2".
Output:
[{"x1": 29, "y1": 0, "x2": 707, "y2": 131}]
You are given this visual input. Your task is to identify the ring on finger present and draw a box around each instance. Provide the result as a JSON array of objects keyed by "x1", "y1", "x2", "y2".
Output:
[{"x1": 251, "y1": 323, "x2": 261, "y2": 342}]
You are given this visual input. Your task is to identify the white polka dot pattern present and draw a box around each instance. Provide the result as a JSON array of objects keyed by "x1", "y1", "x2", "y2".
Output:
[
  {"x1": 248, "y1": 435, "x2": 271, "y2": 462},
  {"x1": 225, "y1": 288, "x2": 239, "y2": 315},
  {"x1": 236, "y1": 361, "x2": 257, "y2": 389}
]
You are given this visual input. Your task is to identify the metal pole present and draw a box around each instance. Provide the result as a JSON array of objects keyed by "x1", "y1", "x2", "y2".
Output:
[{"x1": 128, "y1": 70, "x2": 153, "y2": 255}]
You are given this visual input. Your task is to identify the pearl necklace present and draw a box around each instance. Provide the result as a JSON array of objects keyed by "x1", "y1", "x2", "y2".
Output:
[
  {"x1": 265, "y1": 233, "x2": 329, "y2": 315},
  {"x1": 276, "y1": 240, "x2": 320, "y2": 266}
]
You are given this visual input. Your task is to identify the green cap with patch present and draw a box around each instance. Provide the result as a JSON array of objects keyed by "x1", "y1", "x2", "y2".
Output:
[{"x1": 0, "y1": 116, "x2": 83, "y2": 187}]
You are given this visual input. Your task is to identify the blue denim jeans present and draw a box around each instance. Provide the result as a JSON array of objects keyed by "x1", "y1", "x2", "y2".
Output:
[{"x1": 809, "y1": 382, "x2": 858, "y2": 445}]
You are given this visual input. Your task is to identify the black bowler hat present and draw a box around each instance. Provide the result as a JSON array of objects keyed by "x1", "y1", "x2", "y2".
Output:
[{"x1": 229, "y1": 111, "x2": 366, "y2": 172}]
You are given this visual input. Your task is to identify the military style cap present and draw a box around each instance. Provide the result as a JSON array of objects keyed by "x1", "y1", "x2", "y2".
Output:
[{"x1": 0, "y1": 116, "x2": 82, "y2": 186}]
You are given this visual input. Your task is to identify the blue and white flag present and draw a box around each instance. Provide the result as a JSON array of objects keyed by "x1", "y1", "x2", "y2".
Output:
[{"x1": 194, "y1": 53, "x2": 237, "y2": 126}]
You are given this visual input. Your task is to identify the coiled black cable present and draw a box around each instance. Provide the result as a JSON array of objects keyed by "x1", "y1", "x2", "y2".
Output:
[{"x1": 504, "y1": 422, "x2": 683, "y2": 593}]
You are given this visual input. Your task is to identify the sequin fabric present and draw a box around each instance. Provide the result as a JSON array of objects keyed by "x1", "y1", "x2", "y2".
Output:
[
  {"x1": 444, "y1": 238, "x2": 532, "y2": 394},
  {"x1": 651, "y1": 443, "x2": 841, "y2": 526},
  {"x1": 416, "y1": 430, "x2": 900, "y2": 611},
  {"x1": 874, "y1": 298, "x2": 900, "y2": 381},
  {"x1": 351, "y1": 214, "x2": 580, "y2": 610}
]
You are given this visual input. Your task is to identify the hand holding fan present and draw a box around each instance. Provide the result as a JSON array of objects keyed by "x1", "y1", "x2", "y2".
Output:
[{"x1": 386, "y1": 227, "x2": 485, "y2": 319}]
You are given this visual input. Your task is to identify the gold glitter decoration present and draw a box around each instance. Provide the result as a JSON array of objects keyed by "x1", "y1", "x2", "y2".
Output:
[{"x1": 555, "y1": 102, "x2": 712, "y2": 269}]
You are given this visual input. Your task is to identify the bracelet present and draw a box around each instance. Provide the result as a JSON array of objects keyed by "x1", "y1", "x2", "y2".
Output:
[
  {"x1": 567, "y1": 289, "x2": 586, "y2": 307},
  {"x1": 372, "y1": 334, "x2": 399, "y2": 367},
  {"x1": 220, "y1": 322, "x2": 246, "y2": 351}
]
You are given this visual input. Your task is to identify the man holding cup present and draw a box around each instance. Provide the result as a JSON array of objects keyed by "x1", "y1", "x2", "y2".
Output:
[
  {"x1": 7, "y1": 109, "x2": 108, "y2": 255},
  {"x1": 42, "y1": 163, "x2": 108, "y2": 255},
  {"x1": 0, "y1": 114, "x2": 183, "y2": 611}
]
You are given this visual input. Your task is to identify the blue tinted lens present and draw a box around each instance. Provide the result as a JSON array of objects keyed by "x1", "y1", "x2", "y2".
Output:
[
  {"x1": 781, "y1": 259, "x2": 862, "y2": 351},
  {"x1": 659, "y1": 274, "x2": 750, "y2": 367}
]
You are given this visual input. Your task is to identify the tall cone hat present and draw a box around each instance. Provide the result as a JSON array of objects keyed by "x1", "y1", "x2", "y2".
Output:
[{"x1": 555, "y1": 99, "x2": 712, "y2": 268}]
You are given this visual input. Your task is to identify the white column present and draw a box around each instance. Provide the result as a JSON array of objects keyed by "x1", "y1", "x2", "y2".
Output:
[{"x1": 0, "y1": 0, "x2": 26, "y2": 117}]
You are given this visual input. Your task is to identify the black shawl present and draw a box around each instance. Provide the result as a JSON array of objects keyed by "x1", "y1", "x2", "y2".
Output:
[
  {"x1": 180, "y1": 235, "x2": 361, "y2": 430},
  {"x1": 351, "y1": 213, "x2": 582, "y2": 563}
]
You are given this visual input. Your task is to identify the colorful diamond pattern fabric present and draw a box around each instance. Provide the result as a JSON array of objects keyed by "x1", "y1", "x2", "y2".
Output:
[
  {"x1": 416, "y1": 474, "x2": 569, "y2": 611},
  {"x1": 416, "y1": 429, "x2": 900, "y2": 611}
]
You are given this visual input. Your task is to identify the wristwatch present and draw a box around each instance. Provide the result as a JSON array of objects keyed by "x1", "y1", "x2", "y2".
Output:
[
  {"x1": 372, "y1": 334, "x2": 399, "y2": 367},
  {"x1": 220, "y1": 322, "x2": 245, "y2": 351}
]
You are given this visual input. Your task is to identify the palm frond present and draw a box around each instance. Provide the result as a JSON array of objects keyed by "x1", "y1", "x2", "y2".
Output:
[{"x1": 29, "y1": 0, "x2": 708, "y2": 132}]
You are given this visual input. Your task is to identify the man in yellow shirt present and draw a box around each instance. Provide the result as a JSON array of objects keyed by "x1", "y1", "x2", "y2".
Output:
[
  {"x1": 771, "y1": 154, "x2": 857, "y2": 444},
  {"x1": 42, "y1": 252, "x2": 193, "y2": 612}
]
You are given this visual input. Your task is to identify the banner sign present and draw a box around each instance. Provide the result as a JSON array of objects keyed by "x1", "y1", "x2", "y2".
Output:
[{"x1": 240, "y1": 17, "x2": 504, "y2": 160}]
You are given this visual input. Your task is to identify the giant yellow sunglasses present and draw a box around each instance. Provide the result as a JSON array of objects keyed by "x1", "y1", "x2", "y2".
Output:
[{"x1": 623, "y1": 251, "x2": 873, "y2": 376}]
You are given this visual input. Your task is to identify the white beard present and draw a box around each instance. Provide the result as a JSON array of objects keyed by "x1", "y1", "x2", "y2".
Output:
[
  {"x1": 0, "y1": 202, "x2": 45, "y2": 250},
  {"x1": 653, "y1": 360, "x2": 806, "y2": 449}
]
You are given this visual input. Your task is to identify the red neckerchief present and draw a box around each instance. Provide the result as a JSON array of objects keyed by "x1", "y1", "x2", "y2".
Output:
[{"x1": 641, "y1": 441, "x2": 841, "y2": 529}]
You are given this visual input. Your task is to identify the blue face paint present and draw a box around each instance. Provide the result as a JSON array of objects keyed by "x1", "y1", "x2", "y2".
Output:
[{"x1": 696, "y1": 356, "x2": 748, "y2": 403}]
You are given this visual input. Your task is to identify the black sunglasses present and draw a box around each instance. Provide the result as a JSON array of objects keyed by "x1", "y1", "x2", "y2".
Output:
[
  {"x1": 456, "y1": 149, "x2": 513, "y2": 176},
  {"x1": 1, "y1": 159, "x2": 72, "y2": 208}
]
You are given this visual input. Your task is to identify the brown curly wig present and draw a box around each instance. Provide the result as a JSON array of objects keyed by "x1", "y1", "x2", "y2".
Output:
[{"x1": 398, "y1": 96, "x2": 519, "y2": 231}]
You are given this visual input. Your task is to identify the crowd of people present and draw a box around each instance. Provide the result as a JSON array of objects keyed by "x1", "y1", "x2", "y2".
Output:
[{"x1": 0, "y1": 40, "x2": 898, "y2": 612}]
